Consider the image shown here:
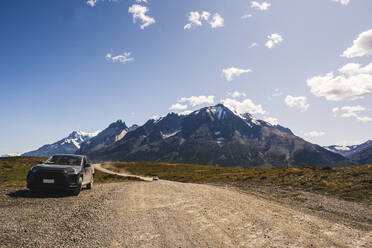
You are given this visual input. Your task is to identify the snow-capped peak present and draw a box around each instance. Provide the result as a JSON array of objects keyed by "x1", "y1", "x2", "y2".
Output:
[
  {"x1": 61, "y1": 130, "x2": 101, "y2": 149},
  {"x1": 333, "y1": 145, "x2": 351, "y2": 151},
  {"x1": 76, "y1": 130, "x2": 101, "y2": 138},
  {"x1": 68, "y1": 130, "x2": 100, "y2": 139},
  {"x1": 208, "y1": 105, "x2": 226, "y2": 120}
]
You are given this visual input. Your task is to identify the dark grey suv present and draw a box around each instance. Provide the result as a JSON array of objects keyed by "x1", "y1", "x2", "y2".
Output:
[{"x1": 27, "y1": 154, "x2": 94, "y2": 196}]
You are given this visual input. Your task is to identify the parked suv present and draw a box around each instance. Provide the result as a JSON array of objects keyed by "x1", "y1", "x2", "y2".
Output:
[{"x1": 27, "y1": 154, "x2": 94, "y2": 196}]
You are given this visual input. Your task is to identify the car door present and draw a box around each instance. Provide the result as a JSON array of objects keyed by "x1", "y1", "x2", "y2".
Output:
[{"x1": 82, "y1": 157, "x2": 91, "y2": 184}]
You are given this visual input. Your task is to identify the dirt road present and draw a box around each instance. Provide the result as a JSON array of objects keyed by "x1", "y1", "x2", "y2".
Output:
[
  {"x1": 94, "y1": 164, "x2": 153, "y2": 181},
  {"x1": 0, "y1": 180, "x2": 371, "y2": 247}
]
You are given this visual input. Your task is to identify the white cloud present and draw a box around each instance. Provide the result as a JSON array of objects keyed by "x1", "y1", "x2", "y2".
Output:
[
  {"x1": 333, "y1": 105, "x2": 372, "y2": 122},
  {"x1": 272, "y1": 88, "x2": 283, "y2": 97},
  {"x1": 221, "y1": 98, "x2": 266, "y2": 115},
  {"x1": 305, "y1": 131, "x2": 325, "y2": 138},
  {"x1": 183, "y1": 24, "x2": 192, "y2": 30},
  {"x1": 263, "y1": 116, "x2": 279, "y2": 125},
  {"x1": 200, "y1": 11, "x2": 211, "y2": 21},
  {"x1": 222, "y1": 67, "x2": 252, "y2": 81},
  {"x1": 338, "y1": 63, "x2": 372, "y2": 75},
  {"x1": 136, "y1": 0, "x2": 148, "y2": 2},
  {"x1": 265, "y1": 33, "x2": 283, "y2": 48},
  {"x1": 331, "y1": 0, "x2": 350, "y2": 6},
  {"x1": 86, "y1": 0, "x2": 118, "y2": 7},
  {"x1": 356, "y1": 116, "x2": 372, "y2": 122},
  {"x1": 86, "y1": 0, "x2": 98, "y2": 7},
  {"x1": 284, "y1": 95, "x2": 309, "y2": 111},
  {"x1": 169, "y1": 103, "x2": 188, "y2": 111},
  {"x1": 251, "y1": 1, "x2": 271, "y2": 11},
  {"x1": 307, "y1": 62, "x2": 372, "y2": 101},
  {"x1": 241, "y1": 14, "x2": 253, "y2": 19},
  {"x1": 209, "y1": 14, "x2": 224, "y2": 28},
  {"x1": 128, "y1": 4, "x2": 155, "y2": 30},
  {"x1": 228, "y1": 91, "x2": 247, "y2": 98},
  {"x1": 106, "y1": 52, "x2": 134, "y2": 64},
  {"x1": 250, "y1": 42, "x2": 258, "y2": 48},
  {"x1": 184, "y1": 11, "x2": 209, "y2": 29},
  {"x1": 179, "y1": 96, "x2": 215, "y2": 106},
  {"x1": 184, "y1": 11, "x2": 224, "y2": 30},
  {"x1": 190, "y1": 11, "x2": 205, "y2": 26},
  {"x1": 342, "y1": 29, "x2": 372, "y2": 58}
]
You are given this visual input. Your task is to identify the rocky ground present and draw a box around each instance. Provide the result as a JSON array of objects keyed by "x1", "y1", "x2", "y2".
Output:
[{"x1": 0, "y1": 180, "x2": 371, "y2": 248}]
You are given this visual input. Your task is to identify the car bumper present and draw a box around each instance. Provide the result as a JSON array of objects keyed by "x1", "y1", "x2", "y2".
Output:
[{"x1": 27, "y1": 171, "x2": 81, "y2": 191}]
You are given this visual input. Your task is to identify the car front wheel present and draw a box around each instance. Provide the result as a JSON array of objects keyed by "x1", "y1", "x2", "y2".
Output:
[
  {"x1": 71, "y1": 176, "x2": 83, "y2": 196},
  {"x1": 87, "y1": 175, "x2": 93, "y2": 190}
]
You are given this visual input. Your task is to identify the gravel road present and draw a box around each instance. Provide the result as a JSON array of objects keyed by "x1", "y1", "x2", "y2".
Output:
[
  {"x1": 0, "y1": 180, "x2": 371, "y2": 248},
  {"x1": 94, "y1": 164, "x2": 153, "y2": 181}
]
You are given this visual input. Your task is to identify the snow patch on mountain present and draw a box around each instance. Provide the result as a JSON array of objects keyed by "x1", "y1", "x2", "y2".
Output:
[
  {"x1": 208, "y1": 105, "x2": 226, "y2": 120},
  {"x1": 161, "y1": 130, "x2": 181, "y2": 139},
  {"x1": 327, "y1": 146, "x2": 351, "y2": 151}
]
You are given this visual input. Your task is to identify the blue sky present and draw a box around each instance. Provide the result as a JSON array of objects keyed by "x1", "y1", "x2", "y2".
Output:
[{"x1": 0, "y1": 0, "x2": 371, "y2": 154}]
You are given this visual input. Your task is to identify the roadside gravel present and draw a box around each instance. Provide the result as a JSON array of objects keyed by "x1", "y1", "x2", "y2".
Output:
[
  {"x1": 0, "y1": 183, "x2": 127, "y2": 248},
  {"x1": 0, "y1": 180, "x2": 371, "y2": 248}
]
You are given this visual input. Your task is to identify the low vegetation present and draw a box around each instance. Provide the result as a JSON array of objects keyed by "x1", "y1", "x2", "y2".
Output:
[
  {"x1": 0, "y1": 157, "x2": 45, "y2": 185},
  {"x1": 0, "y1": 157, "x2": 138, "y2": 186},
  {"x1": 2, "y1": 157, "x2": 371, "y2": 203},
  {"x1": 104, "y1": 161, "x2": 372, "y2": 204}
]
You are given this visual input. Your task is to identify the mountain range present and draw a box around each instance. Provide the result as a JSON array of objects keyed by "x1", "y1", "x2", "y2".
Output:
[
  {"x1": 20, "y1": 104, "x2": 370, "y2": 167},
  {"x1": 78, "y1": 104, "x2": 349, "y2": 167},
  {"x1": 22, "y1": 131, "x2": 100, "y2": 157},
  {"x1": 324, "y1": 140, "x2": 372, "y2": 165}
]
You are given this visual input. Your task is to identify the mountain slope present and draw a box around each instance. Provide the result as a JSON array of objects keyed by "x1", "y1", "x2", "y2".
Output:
[
  {"x1": 347, "y1": 140, "x2": 372, "y2": 164},
  {"x1": 325, "y1": 141, "x2": 372, "y2": 164},
  {"x1": 88, "y1": 104, "x2": 349, "y2": 168},
  {"x1": 22, "y1": 131, "x2": 99, "y2": 157},
  {"x1": 76, "y1": 120, "x2": 129, "y2": 155}
]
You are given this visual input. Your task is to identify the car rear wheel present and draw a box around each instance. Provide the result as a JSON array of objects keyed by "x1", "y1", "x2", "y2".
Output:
[{"x1": 86, "y1": 175, "x2": 93, "y2": 190}]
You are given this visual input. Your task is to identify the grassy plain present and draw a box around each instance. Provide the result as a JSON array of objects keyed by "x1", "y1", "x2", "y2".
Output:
[
  {"x1": 103, "y1": 161, "x2": 372, "y2": 203},
  {"x1": 0, "y1": 157, "x2": 139, "y2": 186}
]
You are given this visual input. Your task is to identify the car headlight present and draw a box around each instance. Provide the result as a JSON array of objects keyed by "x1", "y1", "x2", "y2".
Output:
[
  {"x1": 30, "y1": 167, "x2": 38, "y2": 173},
  {"x1": 66, "y1": 168, "x2": 79, "y2": 174}
]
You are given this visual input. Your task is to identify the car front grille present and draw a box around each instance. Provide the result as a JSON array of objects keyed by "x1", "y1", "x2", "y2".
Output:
[{"x1": 34, "y1": 170, "x2": 67, "y2": 186}]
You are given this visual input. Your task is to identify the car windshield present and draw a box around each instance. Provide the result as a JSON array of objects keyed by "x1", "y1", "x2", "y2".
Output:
[{"x1": 45, "y1": 155, "x2": 82, "y2": 166}]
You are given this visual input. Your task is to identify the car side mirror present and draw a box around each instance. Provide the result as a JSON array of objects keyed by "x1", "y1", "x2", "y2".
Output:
[{"x1": 84, "y1": 163, "x2": 91, "y2": 168}]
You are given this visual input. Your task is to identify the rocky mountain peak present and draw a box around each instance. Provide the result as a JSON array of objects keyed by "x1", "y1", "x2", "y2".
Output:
[{"x1": 108, "y1": 120, "x2": 128, "y2": 130}]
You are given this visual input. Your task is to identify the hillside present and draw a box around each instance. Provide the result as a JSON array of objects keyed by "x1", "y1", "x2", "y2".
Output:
[
  {"x1": 76, "y1": 120, "x2": 129, "y2": 155},
  {"x1": 347, "y1": 141, "x2": 372, "y2": 165},
  {"x1": 325, "y1": 140, "x2": 372, "y2": 165}
]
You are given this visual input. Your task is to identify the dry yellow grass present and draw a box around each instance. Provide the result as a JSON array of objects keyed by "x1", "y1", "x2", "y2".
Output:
[
  {"x1": 104, "y1": 162, "x2": 372, "y2": 203},
  {"x1": 0, "y1": 157, "x2": 140, "y2": 186}
]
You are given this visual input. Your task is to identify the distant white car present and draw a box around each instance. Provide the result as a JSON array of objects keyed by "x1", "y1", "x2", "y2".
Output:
[{"x1": 152, "y1": 176, "x2": 159, "y2": 181}]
